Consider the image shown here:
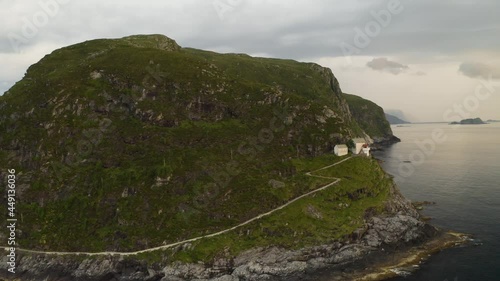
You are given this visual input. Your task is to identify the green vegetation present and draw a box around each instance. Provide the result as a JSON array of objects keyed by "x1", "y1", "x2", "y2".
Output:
[
  {"x1": 344, "y1": 93, "x2": 393, "y2": 138},
  {"x1": 140, "y1": 156, "x2": 392, "y2": 264},
  {"x1": 0, "y1": 35, "x2": 392, "y2": 255}
]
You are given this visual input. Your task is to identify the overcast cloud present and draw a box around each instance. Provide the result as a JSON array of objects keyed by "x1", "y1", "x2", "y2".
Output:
[
  {"x1": 1, "y1": 0, "x2": 500, "y2": 121},
  {"x1": 459, "y1": 62, "x2": 500, "y2": 80},
  {"x1": 367, "y1": 58, "x2": 408, "y2": 75}
]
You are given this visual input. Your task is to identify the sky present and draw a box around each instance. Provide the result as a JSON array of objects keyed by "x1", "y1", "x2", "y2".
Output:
[{"x1": 1, "y1": 0, "x2": 500, "y2": 122}]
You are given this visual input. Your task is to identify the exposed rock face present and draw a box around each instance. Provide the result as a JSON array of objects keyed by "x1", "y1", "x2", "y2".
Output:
[
  {"x1": 1, "y1": 184, "x2": 436, "y2": 281},
  {"x1": 343, "y1": 93, "x2": 401, "y2": 148},
  {"x1": 371, "y1": 135, "x2": 402, "y2": 149},
  {"x1": 122, "y1": 34, "x2": 181, "y2": 51}
]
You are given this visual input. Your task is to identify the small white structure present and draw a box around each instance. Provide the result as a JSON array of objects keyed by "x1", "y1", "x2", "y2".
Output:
[
  {"x1": 351, "y1": 138, "x2": 367, "y2": 154},
  {"x1": 361, "y1": 144, "x2": 371, "y2": 156},
  {"x1": 334, "y1": 144, "x2": 348, "y2": 156}
]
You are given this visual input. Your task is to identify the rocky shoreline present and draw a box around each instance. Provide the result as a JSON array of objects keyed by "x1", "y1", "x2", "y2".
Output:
[
  {"x1": 351, "y1": 231, "x2": 470, "y2": 281},
  {"x1": 0, "y1": 182, "x2": 467, "y2": 281},
  {"x1": 370, "y1": 136, "x2": 402, "y2": 151},
  {"x1": 1, "y1": 230, "x2": 467, "y2": 281}
]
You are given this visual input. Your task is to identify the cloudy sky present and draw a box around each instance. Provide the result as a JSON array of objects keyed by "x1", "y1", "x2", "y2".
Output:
[{"x1": 1, "y1": 0, "x2": 499, "y2": 122}]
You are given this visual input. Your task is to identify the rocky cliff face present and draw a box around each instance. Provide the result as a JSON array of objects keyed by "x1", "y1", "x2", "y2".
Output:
[{"x1": 343, "y1": 93, "x2": 400, "y2": 147}]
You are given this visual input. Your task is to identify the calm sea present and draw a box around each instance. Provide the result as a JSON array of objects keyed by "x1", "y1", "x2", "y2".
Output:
[{"x1": 374, "y1": 123, "x2": 500, "y2": 281}]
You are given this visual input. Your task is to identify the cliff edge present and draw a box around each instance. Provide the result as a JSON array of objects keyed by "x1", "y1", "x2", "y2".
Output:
[{"x1": 0, "y1": 35, "x2": 436, "y2": 281}]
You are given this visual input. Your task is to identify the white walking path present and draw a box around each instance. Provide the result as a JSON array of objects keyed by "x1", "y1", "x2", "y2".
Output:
[{"x1": 4, "y1": 157, "x2": 352, "y2": 257}]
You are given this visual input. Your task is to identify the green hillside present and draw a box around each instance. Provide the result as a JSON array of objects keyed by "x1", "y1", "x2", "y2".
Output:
[
  {"x1": 344, "y1": 93, "x2": 394, "y2": 139},
  {"x1": 0, "y1": 35, "x2": 393, "y2": 255}
]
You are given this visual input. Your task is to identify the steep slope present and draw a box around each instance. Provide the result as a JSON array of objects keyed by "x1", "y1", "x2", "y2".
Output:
[
  {"x1": 344, "y1": 93, "x2": 400, "y2": 145},
  {"x1": 0, "y1": 35, "x2": 370, "y2": 252},
  {"x1": 0, "y1": 34, "x2": 438, "y2": 281}
]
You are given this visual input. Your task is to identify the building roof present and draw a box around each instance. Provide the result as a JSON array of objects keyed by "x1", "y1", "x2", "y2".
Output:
[
  {"x1": 335, "y1": 144, "x2": 348, "y2": 149},
  {"x1": 352, "y1": 138, "x2": 366, "y2": 143}
]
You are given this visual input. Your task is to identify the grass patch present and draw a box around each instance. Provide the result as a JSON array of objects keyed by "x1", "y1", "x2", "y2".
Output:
[{"x1": 136, "y1": 156, "x2": 391, "y2": 264}]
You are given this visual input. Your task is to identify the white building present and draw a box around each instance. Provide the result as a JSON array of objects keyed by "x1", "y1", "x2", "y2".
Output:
[
  {"x1": 351, "y1": 138, "x2": 367, "y2": 154},
  {"x1": 361, "y1": 144, "x2": 371, "y2": 156},
  {"x1": 334, "y1": 144, "x2": 348, "y2": 156}
]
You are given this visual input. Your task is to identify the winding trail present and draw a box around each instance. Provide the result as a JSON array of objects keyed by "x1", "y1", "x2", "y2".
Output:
[{"x1": 4, "y1": 157, "x2": 352, "y2": 257}]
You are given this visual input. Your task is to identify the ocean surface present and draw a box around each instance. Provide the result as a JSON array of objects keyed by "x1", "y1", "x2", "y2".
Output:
[{"x1": 373, "y1": 123, "x2": 500, "y2": 281}]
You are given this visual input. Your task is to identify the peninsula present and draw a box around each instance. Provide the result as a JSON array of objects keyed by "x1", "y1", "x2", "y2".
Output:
[{"x1": 0, "y1": 35, "x2": 466, "y2": 281}]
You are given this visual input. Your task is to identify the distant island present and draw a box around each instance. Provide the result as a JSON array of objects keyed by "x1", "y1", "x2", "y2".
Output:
[
  {"x1": 487, "y1": 119, "x2": 500, "y2": 123},
  {"x1": 450, "y1": 118, "x2": 487, "y2": 125},
  {"x1": 385, "y1": 113, "x2": 410, "y2": 125}
]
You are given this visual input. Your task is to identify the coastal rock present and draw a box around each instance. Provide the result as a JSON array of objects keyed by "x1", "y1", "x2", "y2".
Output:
[
  {"x1": 344, "y1": 93, "x2": 400, "y2": 147},
  {"x1": 371, "y1": 135, "x2": 402, "y2": 149},
  {"x1": 364, "y1": 215, "x2": 423, "y2": 247},
  {"x1": 1, "y1": 185, "x2": 437, "y2": 281}
]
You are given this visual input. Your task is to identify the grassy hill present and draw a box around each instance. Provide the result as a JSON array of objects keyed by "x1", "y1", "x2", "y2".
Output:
[
  {"x1": 1, "y1": 35, "x2": 394, "y2": 255},
  {"x1": 343, "y1": 93, "x2": 394, "y2": 140}
]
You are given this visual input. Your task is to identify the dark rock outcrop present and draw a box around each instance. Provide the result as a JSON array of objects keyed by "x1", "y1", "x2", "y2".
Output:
[{"x1": 343, "y1": 93, "x2": 401, "y2": 148}]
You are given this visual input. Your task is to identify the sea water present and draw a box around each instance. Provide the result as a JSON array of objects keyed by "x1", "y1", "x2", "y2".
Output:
[{"x1": 375, "y1": 123, "x2": 500, "y2": 281}]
